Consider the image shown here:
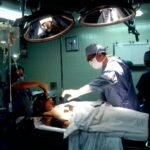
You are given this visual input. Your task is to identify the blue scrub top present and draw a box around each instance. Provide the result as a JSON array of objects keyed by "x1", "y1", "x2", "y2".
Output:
[{"x1": 89, "y1": 56, "x2": 140, "y2": 110}]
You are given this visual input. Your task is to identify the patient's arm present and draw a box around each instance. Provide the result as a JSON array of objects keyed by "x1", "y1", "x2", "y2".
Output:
[
  {"x1": 42, "y1": 104, "x2": 72, "y2": 128},
  {"x1": 43, "y1": 104, "x2": 72, "y2": 121}
]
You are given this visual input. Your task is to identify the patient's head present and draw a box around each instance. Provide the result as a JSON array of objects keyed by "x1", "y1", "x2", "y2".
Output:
[
  {"x1": 33, "y1": 93, "x2": 54, "y2": 116},
  {"x1": 33, "y1": 93, "x2": 70, "y2": 128},
  {"x1": 6, "y1": 63, "x2": 24, "y2": 83}
]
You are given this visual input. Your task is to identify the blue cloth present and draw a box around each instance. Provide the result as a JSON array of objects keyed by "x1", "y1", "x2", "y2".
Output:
[
  {"x1": 89, "y1": 56, "x2": 140, "y2": 110},
  {"x1": 66, "y1": 101, "x2": 148, "y2": 150},
  {"x1": 64, "y1": 101, "x2": 148, "y2": 141},
  {"x1": 69, "y1": 131, "x2": 123, "y2": 150},
  {"x1": 2, "y1": 82, "x2": 33, "y2": 117}
]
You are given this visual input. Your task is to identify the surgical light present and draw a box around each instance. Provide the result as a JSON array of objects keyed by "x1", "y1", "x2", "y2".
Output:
[
  {"x1": 22, "y1": 11, "x2": 75, "y2": 42},
  {"x1": 79, "y1": 4, "x2": 136, "y2": 26}
]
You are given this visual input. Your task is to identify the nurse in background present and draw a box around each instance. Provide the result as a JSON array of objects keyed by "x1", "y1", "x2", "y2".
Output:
[
  {"x1": 136, "y1": 51, "x2": 150, "y2": 113},
  {"x1": 2, "y1": 64, "x2": 48, "y2": 117},
  {"x1": 62, "y1": 43, "x2": 140, "y2": 111}
]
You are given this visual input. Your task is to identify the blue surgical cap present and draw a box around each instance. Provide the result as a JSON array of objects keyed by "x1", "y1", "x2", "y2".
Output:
[{"x1": 85, "y1": 43, "x2": 106, "y2": 57}]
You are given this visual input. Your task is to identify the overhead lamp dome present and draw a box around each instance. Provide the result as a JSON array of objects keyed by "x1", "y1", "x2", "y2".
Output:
[
  {"x1": 79, "y1": 4, "x2": 136, "y2": 26},
  {"x1": 22, "y1": 11, "x2": 75, "y2": 42}
]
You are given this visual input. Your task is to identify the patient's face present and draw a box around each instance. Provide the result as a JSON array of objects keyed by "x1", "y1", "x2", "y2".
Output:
[{"x1": 44, "y1": 98, "x2": 54, "y2": 111}]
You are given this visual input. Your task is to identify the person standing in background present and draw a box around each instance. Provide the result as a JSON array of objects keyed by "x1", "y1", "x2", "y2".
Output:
[
  {"x1": 136, "y1": 50, "x2": 150, "y2": 114},
  {"x1": 2, "y1": 63, "x2": 49, "y2": 118}
]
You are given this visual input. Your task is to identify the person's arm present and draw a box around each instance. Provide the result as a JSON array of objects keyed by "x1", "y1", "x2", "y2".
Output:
[
  {"x1": 61, "y1": 84, "x2": 92, "y2": 101},
  {"x1": 42, "y1": 105, "x2": 71, "y2": 128},
  {"x1": 62, "y1": 72, "x2": 117, "y2": 101},
  {"x1": 11, "y1": 81, "x2": 49, "y2": 94}
]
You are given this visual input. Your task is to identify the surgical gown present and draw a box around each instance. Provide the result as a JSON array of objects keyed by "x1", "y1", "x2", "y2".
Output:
[{"x1": 89, "y1": 56, "x2": 140, "y2": 110}]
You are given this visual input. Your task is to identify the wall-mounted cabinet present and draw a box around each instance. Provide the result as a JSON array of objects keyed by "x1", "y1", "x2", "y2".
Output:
[{"x1": 113, "y1": 42, "x2": 150, "y2": 66}]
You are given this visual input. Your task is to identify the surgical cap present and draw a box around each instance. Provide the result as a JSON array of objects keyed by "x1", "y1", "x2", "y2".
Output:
[{"x1": 85, "y1": 44, "x2": 106, "y2": 57}]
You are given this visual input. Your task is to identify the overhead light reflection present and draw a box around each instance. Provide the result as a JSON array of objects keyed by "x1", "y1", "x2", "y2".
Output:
[
  {"x1": 0, "y1": 41, "x2": 7, "y2": 44},
  {"x1": 23, "y1": 13, "x2": 74, "y2": 42},
  {"x1": 39, "y1": 17, "x2": 53, "y2": 24},
  {"x1": 101, "y1": 8, "x2": 120, "y2": 23},
  {"x1": 136, "y1": 10, "x2": 143, "y2": 16},
  {"x1": 0, "y1": 7, "x2": 22, "y2": 21},
  {"x1": 0, "y1": 7, "x2": 30, "y2": 21},
  {"x1": 12, "y1": 53, "x2": 19, "y2": 60}
]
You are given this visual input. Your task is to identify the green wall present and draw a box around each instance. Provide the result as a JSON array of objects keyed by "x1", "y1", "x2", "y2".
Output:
[
  {"x1": 20, "y1": 18, "x2": 150, "y2": 100},
  {"x1": 0, "y1": 17, "x2": 150, "y2": 105}
]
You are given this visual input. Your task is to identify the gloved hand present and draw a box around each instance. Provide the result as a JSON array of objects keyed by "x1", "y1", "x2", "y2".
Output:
[
  {"x1": 62, "y1": 85, "x2": 92, "y2": 101},
  {"x1": 61, "y1": 89, "x2": 80, "y2": 101}
]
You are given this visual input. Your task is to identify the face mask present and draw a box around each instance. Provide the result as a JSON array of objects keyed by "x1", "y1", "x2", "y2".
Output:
[
  {"x1": 17, "y1": 76, "x2": 25, "y2": 82},
  {"x1": 89, "y1": 56, "x2": 106, "y2": 69}
]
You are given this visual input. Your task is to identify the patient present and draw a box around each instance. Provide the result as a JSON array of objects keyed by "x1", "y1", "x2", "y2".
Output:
[
  {"x1": 33, "y1": 94, "x2": 149, "y2": 142},
  {"x1": 33, "y1": 93, "x2": 72, "y2": 128}
]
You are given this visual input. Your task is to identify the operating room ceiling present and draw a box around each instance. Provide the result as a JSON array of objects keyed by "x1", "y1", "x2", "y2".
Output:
[
  {"x1": 0, "y1": 0, "x2": 150, "y2": 42},
  {"x1": 1, "y1": 0, "x2": 150, "y2": 17},
  {"x1": 0, "y1": 0, "x2": 150, "y2": 24},
  {"x1": 2, "y1": 0, "x2": 150, "y2": 11}
]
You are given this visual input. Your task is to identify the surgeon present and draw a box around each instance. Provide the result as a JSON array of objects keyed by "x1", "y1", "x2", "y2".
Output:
[{"x1": 62, "y1": 43, "x2": 140, "y2": 111}]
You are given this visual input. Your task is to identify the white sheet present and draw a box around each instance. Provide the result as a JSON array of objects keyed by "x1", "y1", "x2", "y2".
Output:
[
  {"x1": 64, "y1": 101, "x2": 149, "y2": 141},
  {"x1": 33, "y1": 117, "x2": 66, "y2": 133}
]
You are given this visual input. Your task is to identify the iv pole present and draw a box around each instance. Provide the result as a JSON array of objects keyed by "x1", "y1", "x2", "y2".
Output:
[
  {"x1": 0, "y1": 22, "x2": 13, "y2": 112},
  {"x1": 7, "y1": 0, "x2": 25, "y2": 113},
  {"x1": 8, "y1": 31, "x2": 14, "y2": 112}
]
